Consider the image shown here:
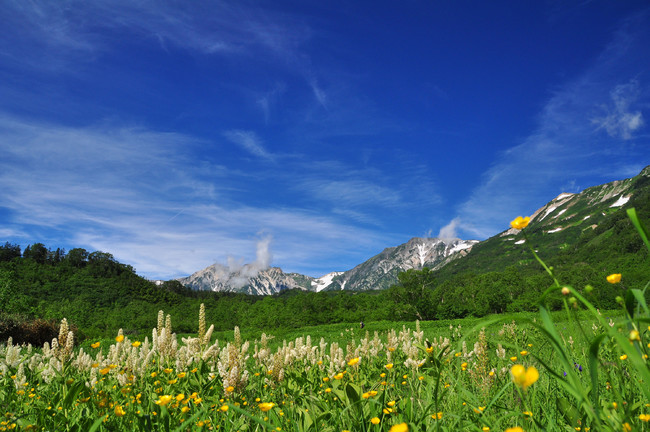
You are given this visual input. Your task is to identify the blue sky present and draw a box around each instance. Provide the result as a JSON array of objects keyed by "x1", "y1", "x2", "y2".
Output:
[{"x1": 1, "y1": 1, "x2": 649, "y2": 280}]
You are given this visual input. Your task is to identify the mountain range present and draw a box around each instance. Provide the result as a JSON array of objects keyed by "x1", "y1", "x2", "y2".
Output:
[{"x1": 178, "y1": 165, "x2": 650, "y2": 295}]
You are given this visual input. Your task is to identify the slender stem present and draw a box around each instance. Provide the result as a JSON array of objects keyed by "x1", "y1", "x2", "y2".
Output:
[{"x1": 522, "y1": 230, "x2": 560, "y2": 288}]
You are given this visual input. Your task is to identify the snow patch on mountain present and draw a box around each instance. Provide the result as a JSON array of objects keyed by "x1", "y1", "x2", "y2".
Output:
[
  {"x1": 312, "y1": 272, "x2": 343, "y2": 292},
  {"x1": 539, "y1": 205, "x2": 558, "y2": 220},
  {"x1": 416, "y1": 244, "x2": 429, "y2": 267},
  {"x1": 610, "y1": 195, "x2": 630, "y2": 207},
  {"x1": 449, "y1": 242, "x2": 473, "y2": 254}
]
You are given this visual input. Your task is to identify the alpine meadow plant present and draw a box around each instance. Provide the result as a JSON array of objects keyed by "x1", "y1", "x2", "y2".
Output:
[{"x1": 507, "y1": 207, "x2": 650, "y2": 431}]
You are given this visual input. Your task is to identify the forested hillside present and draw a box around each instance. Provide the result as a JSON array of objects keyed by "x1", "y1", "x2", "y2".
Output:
[
  {"x1": 0, "y1": 245, "x2": 394, "y2": 341},
  {"x1": 2, "y1": 168, "x2": 649, "y2": 341}
]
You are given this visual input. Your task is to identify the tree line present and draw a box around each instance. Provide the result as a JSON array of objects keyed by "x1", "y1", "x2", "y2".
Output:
[{"x1": 1, "y1": 223, "x2": 647, "y2": 343}]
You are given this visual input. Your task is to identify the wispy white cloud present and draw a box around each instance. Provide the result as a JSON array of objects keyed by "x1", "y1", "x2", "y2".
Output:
[
  {"x1": 309, "y1": 79, "x2": 328, "y2": 109},
  {"x1": 592, "y1": 79, "x2": 644, "y2": 139},
  {"x1": 223, "y1": 130, "x2": 274, "y2": 160},
  {"x1": 255, "y1": 83, "x2": 287, "y2": 124},
  {"x1": 297, "y1": 178, "x2": 402, "y2": 209},
  {"x1": 1, "y1": 0, "x2": 311, "y2": 72},
  {"x1": 0, "y1": 114, "x2": 391, "y2": 278}
]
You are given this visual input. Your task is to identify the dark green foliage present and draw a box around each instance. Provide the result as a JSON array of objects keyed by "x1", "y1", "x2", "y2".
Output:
[
  {"x1": 0, "y1": 313, "x2": 60, "y2": 346},
  {"x1": 0, "y1": 242, "x2": 21, "y2": 262},
  {"x1": 388, "y1": 267, "x2": 437, "y2": 320}
]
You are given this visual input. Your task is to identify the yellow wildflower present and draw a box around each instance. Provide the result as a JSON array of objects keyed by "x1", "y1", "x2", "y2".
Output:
[
  {"x1": 131, "y1": 341, "x2": 141, "y2": 347},
  {"x1": 629, "y1": 330, "x2": 640, "y2": 342},
  {"x1": 259, "y1": 403, "x2": 275, "y2": 412},
  {"x1": 389, "y1": 423, "x2": 408, "y2": 432},
  {"x1": 510, "y1": 365, "x2": 539, "y2": 390},
  {"x1": 510, "y1": 216, "x2": 530, "y2": 230},
  {"x1": 220, "y1": 405, "x2": 228, "y2": 412},
  {"x1": 181, "y1": 406, "x2": 190, "y2": 414},
  {"x1": 505, "y1": 428, "x2": 524, "y2": 432},
  {"x1": 99, "y1": 367, "x2": 110, "y2": 375},
  {"x1": 620, "y1": 355, "x2": 628, "y2": 360},
  {"x1": 176, "y1": 393, "x2": 184, "y2": 401},
  {"x1": 347, "y1": 357, "x2": 360, "y2": 366},
  {"x1": 370, "y1": 417, "x2": 380, "y2": 425},
  {"x1": 91, "y1": 342, "x2": 100, "y2": 349},
  {"x1": 155, "y1": 395, "x2": 173, "y2": 406},
  {"x1": 226, "y1": 386, "x2": 235, "y2": 392},
  {"x1": 606, "y1": 273, "x2": 622, "y2": 284},
  {"x1": 385, "y1": 364, "x2": 394, "y2": 370},
  {"x1": 115, "y1": 335, "x2": 124, "y2": 343},
  {"x1": 623, "y1": 423, "x2": 631, "y2": 432},
  {"x1": 639, "y1": 414, "x2": 650, "y2": 422}
]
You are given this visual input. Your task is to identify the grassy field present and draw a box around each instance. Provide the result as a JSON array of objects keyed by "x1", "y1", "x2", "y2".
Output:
[
  {"x1": 0, "y1": 298, "x2": 647, "y2": 432},
  {"x1": 1, "y1": 211, "x2": 649, "y2": 431}
]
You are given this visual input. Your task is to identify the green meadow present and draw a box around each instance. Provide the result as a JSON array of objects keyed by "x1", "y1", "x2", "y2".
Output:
[{"x1": 1, "y1": 209, "x2": 649, "y2": 432}]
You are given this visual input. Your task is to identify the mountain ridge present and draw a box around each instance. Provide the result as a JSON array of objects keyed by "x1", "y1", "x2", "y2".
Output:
[
  {"x1": 178, "y1": 237, "x2": 479, "y2": 294},
  {"x1": 178, "y1": 165, "x2": 650, "y2": 295}
]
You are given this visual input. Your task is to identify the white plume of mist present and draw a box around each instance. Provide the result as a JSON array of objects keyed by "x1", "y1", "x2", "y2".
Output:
[
  {"x1": 437, "y1": 218, "x2": 461, "y2": 241},
  {"x1": 228, "y1": 235, "x2": 273, "y2": 288}
]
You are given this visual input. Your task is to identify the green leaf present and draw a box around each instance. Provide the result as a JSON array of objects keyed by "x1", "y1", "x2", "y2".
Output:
[
  {"x1": 556, "y1": 397, "x2": 580, "y2": 426},
  {"x1": 587, "y1": 333, "x2": 606, "y2": 423},
  {"x1": 88, "y1": 415, "x2": 107, "y2": 432},
  {"x1": 345, "y1": 384, "x2": 361, "y2": 405},
  {"x1": 624, "y1": 289, "x2": 636, "y2": 319},
  {"x1": 299, "y1": 408, "x2": 314, "y2": 431},
  {"x1": 630, "y1": 289, "x2": 650, "y2": 315},
  {"x1": 62, "y1": 381, "x2": 86, "y2": 409},
  {"x1": 627, "y1": 208, "x2": 650, "y2": 252}
]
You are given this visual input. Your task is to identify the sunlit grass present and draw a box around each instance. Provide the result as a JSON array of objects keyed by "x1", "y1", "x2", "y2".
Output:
[{"x1": 1, "y1": 208, "x2": 648, "y2": 431}]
